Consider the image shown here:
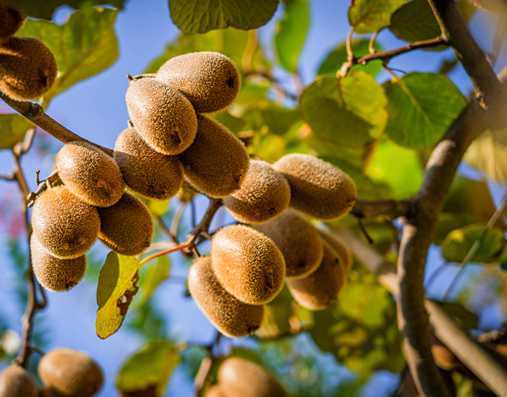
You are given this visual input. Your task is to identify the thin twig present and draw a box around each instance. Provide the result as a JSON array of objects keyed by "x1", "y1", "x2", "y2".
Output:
[
  {"x1": 243, "y1": 70, "x2": 298, "y2": 101},
  {"x1": 194, "y1": 332, "x2": 222, "y2": 397},
  {"x1": 352, "y1": 199, "x2": 410, "y2": 219},
  {"x1": 158, "y1": 216, "x2": 179, "y2": 244}
]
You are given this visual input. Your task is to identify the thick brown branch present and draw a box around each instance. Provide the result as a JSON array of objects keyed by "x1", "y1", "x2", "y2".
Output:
[{"x1": 0, "y1": 92, "x2": 113, "y2": 156}]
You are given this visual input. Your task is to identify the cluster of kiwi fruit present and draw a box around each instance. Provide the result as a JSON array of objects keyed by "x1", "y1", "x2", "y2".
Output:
[
  {"x1": 0, "y1": 3, "x2": 57, "y2": 101},
  {"x1": 0, "y1": 347, "x2": 103, "y2": 397},
  {"x1": 206, "y1": 357, "x2": 287, "y2": 397}
]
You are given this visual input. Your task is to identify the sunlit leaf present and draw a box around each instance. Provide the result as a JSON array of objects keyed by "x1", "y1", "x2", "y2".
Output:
[
  {"x1": 169, "y1": 0, "x2": 279, "y2": 33},
  {"x1": 148, "y1": 199, "x2": 170, "y2": 216},
  {"x1": 465, "y1": 130, "x2": 507, "y2": 185},
  {"x1": 0, "y1": 114, "x2": 34, "y2": 150},
  {"x1": 348, "y1": 0, "x2": 407, "y2": 33},
  {"x1": 6, "y1": 0, "x2": 125, "y2": 19},
  {"x1": 137, "y1": 256, "x2": 171, "y2": 307},
  {"x1": 384, "y1": 73, "x2": 466, "y2": 148},
  {"x1": 116, "y1": 340, "x2": 180, "y2": 396},
  {"x1": 274, "y1": 0, "x2": 310, "y2": 73},
  {"x1": 96, "y1": 252, "x2": 141, "y2": 339},
  {"x1": 18, "y1": 5, "x2": 119, "y2": 103}
]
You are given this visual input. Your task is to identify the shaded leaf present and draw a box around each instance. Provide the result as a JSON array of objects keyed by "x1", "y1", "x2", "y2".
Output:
[
  {"x1": 438, "y1": 302, "x2": 479, "y2": 329},
  {"x1": 317, "y1": 39, "x2": 383, "y2": 77},
  {"x1": 465, "y1": 130, "x2": 507, "y2": 184},
  {"x1": 348, "y1": 0, "x2": 407, "y2": 33},
  {"x1": 18, "y1": 6, "x2": 119, "y2": 103},
  {"x1": 6, "y1": 0, "x2": 125, "y2": 19},
  {"x1": 384, "y1": 73, "x2": 466, "y2": 148},
  {"x1": 390, "y1": 0, "x2": 440, "y2": 42},
  {"x1": 274, "y1": 0, "x2": 310, "y2": 73},
  {"x1": 169, "y1": 0, "x2": 279, "y2": 34},
  {"x1": 96, "y1": 252, "x2": 141, "y2": 339},
  {"x1": 441, "y1": 224, "x2": 505, "y2": 263},
  {"x1": 0, "y1": 114, "x2": 34, "y2": 150},
  {"x1": 137, "y1": 256, "x2": 171, "y2": 307},
  {"x1": 116, "y1": 340, "x2": 180, "y2": 396}
]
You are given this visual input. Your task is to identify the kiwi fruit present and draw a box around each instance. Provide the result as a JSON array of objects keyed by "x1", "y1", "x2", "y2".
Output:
[
  {"x1": 255, "y1": 210, "x2": 323, "y2": 279},
  {"x1": 97, "y1": 193, "x2": 153, "y2": 256},
  {"x1": 125, "y1": 77, "x2": 197, "y2": 155},
  {"x1": 273, "y1": 154, "x2": 357, "y2": 219},
  {"x1": 156, "y1": 51, "x2": 240, "y2": 113},
  {"x1": 0, "y1": 5, "x2": 23, "y2": 43},
  {"x1": 31, "y1": 236, "x2": 86, "y2": 291},
  {"x1": 114, "y1": 127, "x2": 183, "y2": 199},
  {"x1": 39, "y1": 348, "x2": 103, "y2": 397},
  {"x1": 319, "y1": 229, "x2": 353, "y2": 270},
  {"x1": 188, "y1": 257, "x2": 264, "y2": 338},
  {"x1": 205, "y1": 385, "x2": 226, "y2": 397},
  {"x1": 223, "y1": 160, "x2": 290, "y2": 223},
  {"x1": 32, "y1": 186, "x2": 100, "y2": 259},
  {"x1": 55, "y1": 142, "x2": 124, "y2": 207},
  {"x1": 287, "y1": 241, "x2": 345, "y2": 310},
  {"x1": 211, "y1": 225, "x2": 285, "y2": 305},
  {"x1": 0, "y1": 37, "x2": 57, "y2": 100},
  {"x1": 179, "y1": 115, "x2": 249, "y2": 198},
  {"x1": 0, "y1": 365, "x2": 38, "y2": 397},
  {"x1": 218, "y1": 357, "x2": 287, "y2": 397}
]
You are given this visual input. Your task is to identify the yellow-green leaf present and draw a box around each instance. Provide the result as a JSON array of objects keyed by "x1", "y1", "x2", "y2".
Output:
[
  {"x1": 96, "y1": 252, "x2": 141, "y2": 339},
  {"x1": 348, "y1": 0, "x2": 407, "y2": 33},
  {"x1": 137, "y1": 256, "x2": 171, "y2": 307},
  {"x1": 0, "y1": 114, "x2": 34, "y2": 150},
  {"x1": 465, "y1": 130, "x2": 507, "y2": 184}
]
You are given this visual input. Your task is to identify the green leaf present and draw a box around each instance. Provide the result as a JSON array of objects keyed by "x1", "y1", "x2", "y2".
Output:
[
  {"x1": 438, "y1": 302, "x2": 478, "y2": 329},
  {"x1": 137, "y1": 256, "x2": 171, "y2": 307},
  {"x1": 169, "y1": 0, "x2": 279, "y2": 34},
  {"x1": 300, "y1": 71, "x2": 387, "y2": 149},
  {"x1": 348, "y1": 0, "x2": 407, "y2": 33},
  {"x1": 116, "y1": 340, "x2": 180, "y2": 396},
  {"x1": 96, "y1": 252, "x2": 141, "y2": 339},
  {"x1": 365, "y1": 140, "x2": 423, "y2": 199},
  {"x1": 441, "y1": 224, "x2": 505, "y2": 264},
  {"x1": 384, "y1": 73, "x2": 466, "y2": 148},
  {"x1": 465, "y1": 130, "x2": 507, "y2": 184},
  {"x1": 148, "y1": 199, "x2": 170, "y2": 216},
  {"x1": 145, "y1": 29, "x2": 269, "y2": 73},
  {"x1": 18, "y1": 6, "x2": 119, "y2": 103},
  {"x1": 6, "y1": 0, "x2": 125, "y2": 19},
  {"x1": 390, "y1": 0, "x2": 440, "y2": 42},
  {"x1": 274, "y1": 0, "x2": 310, "y2": 72},
  {"x1": 0, "y1": 114, "x2": 34, "y2": 150},
  {"x1": 317, "y1": 39, "x2": 383, "y2": 77}
]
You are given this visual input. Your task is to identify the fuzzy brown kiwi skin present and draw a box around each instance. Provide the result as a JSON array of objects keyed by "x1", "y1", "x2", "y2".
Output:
[
  {"x1": 254, "y1": 209, "x2": 323, "y2": 279},
  {"x1": 0, "y1": 5, "x2": 24, "y2": 43},
  {"x1": 125, "y1": 77, "x2": 197, "y2": 155},
  {"x1": 31, "y1": 236, "x2": 86, "y2": 292},
  {"x1": 0, "y1": 364, "x2": 38, "y2": 397},
  {"x1": 32, "y1": 186, "x2": 100, "y2": 259},
  {"x1": 273, "y1": 153, "x2": 357, "y2": 219},
  {"x1": 224, "y1": 160, "x2": 291, "y2": 224},
  {"x1": 114, "y1": 127, "x2": 183, "y2": 200},
  {"x1": 0, "y1": 37, "x2": 57, "y2": 100},
  {"x1": 188, "y1": 257, "x2": 264, "y2": 338},
  {"x1": 218, "y1": 357, "x2": 287, "y2": 397},
  {"x1": 157, "y1": 51, "x2": 240, "y2": 113},
  {"x1": 287, "y1": 241, "x2": 346, "y2": 311},
  {"x1": 56, "y1": 141, "x2": 125, "y2": 207},
  {"x1": 179, "y1": 115, "x2": 249, "y2": 198},
  {"x1": 38, "y1": 348, "x2": 103, "y2": 397},
  {"x1": 98, "y1": 192, "x2": 153, "y2": 256},
  {"x1": 211, "y1": 225, "x2": 285, "y2": 305},
  {"x1": 318, "y1": 229, "x2": 353, "y2": 270}
]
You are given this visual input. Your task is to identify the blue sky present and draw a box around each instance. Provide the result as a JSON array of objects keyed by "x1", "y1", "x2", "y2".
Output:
[{"x1": 0, "y1": 1, "x2": 504, "y2": 396}]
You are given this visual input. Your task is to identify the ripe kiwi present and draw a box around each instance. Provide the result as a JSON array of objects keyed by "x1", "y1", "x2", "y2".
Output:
[
  {"x1": 31, "y1": 236, "x2": 86, "y2": 292},
  {"x1": 211, "y1": 225, "x2": 285, "y2": 305},
  {"x1": 273, "y1": 154, "x2": 357, "y2": 219},
  {"x1": 55, "y1": 141, "x2": 124, "y2": 207},
  {"x1": 0, "y1": 365, "x2": 38, "y2": 397},
  {"x1": 319, "y1": 229, "x2": 353, "y2": 270},
  {"x1": 0, "y1": 5, "x2": 24, "y2": 43},
  {"x1": 255, "y1": 210, "x2": 323, "y2": 279},
  {"x1": 223, "y1": 160, "x2": 290, "y2": 223},
  {"x1": 156, "y1": 51, "x2": 240, "y2": 113},
  {"x1": 125, "y1": 77, "x2": 197, "y2": 155},
  {"x1": 98, "y1": 193, "x2": 153, "y2": 256},
  {"x1": 179, "y1": 115, "x2": 249, "y2": 198},
  {"x1": 32, "y1": 186, "x2": 100, "y2": 259},
  {"x1": 218, "y1": 357, "x2": 287, "y2": 397},
  {"x1": 188, "y1": 257, "x2": 264, "y2": 338},
  {"x1": 205, "y1": 385, "x2": 226, "y2": 397},
  {"x1": 0, "y1": 37, "x2": 57, "y2": 100},
  {"x1": 287, "y1": 241, "x2": 345, "y2": 310},
  {"x1": 114, "y1": 127, "x2": 183, "y2": 199},
  {"x1": 39, "y1": 348, "x2": 103, "y2": 397}
]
